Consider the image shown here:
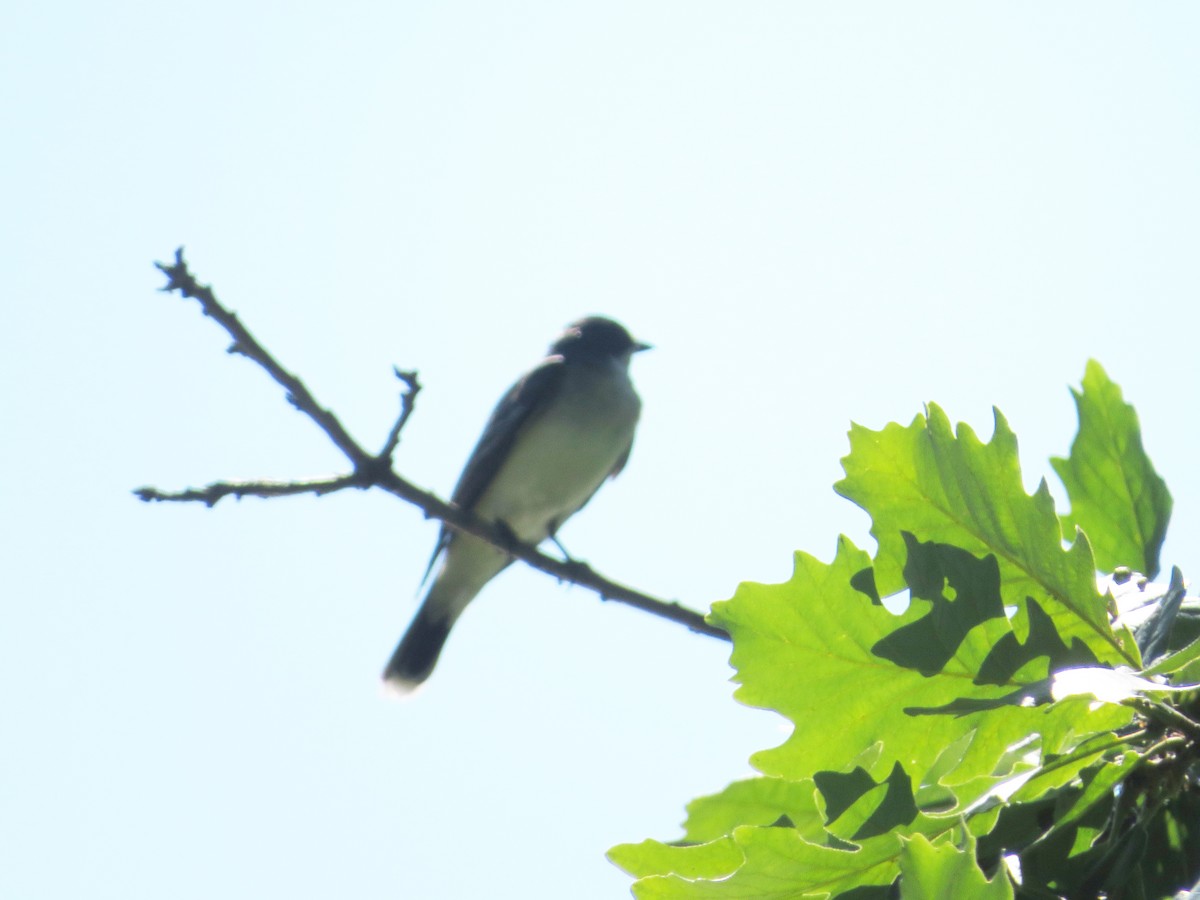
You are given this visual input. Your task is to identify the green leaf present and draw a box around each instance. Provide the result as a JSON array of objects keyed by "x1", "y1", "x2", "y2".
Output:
[
  {"x1": 1007, "y1": 732, "x2": 1131, "y2": 806},
  {"x1": 708, "y1": 538, "x2": 1133, "y2": 790},
  {"x1": 1134, "y1": 792, "x2": 1200, "y2": 897},
  {"x1": 898, "y1": 833, "x2": 1013, "y2": 900},
  {"x1": 836, "y1": 404, "x2": 1138, "y2": 667},
  {"x1": 1044, "y1": 752, "x2": 1139, "y2": 836},
  {"x1": 1000, "y1": 794, "x2": 1114, "y2": 896},
  {"x1": 1051, "y1": 360, "x2": 1172, "y2": 579},
  {"x1": 1134, "y1": 567, "x2": 1188, "y2": 666},
  {"x1": 816, "y1": 763, "x2": 919, "y2": 842},
  {"x1": 682, "y1": 778, "x2": 828, "y2": 844},
  {"x1": 1050, "y1": 667, "x2": 1198, "y2": 704},
  {"x1": 1142, "y1": 632, "x2": 1200, "y2": 679},
  {"x1": 608, "y1": 839, "x2": 743, "y2": 881},
  {"x1": 627, "y1": 828, "x2": 901, "y2": 899}
]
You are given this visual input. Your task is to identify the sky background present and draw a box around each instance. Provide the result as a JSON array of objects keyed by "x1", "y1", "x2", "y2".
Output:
[{"x1": 3, "y1": 3, "x2": 1198, "y2": 898}]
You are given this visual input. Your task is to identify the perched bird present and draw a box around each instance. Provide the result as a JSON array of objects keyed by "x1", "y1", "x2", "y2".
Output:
[{"x1": 382, "y1": 316, "x2": 649, "y2": 692}]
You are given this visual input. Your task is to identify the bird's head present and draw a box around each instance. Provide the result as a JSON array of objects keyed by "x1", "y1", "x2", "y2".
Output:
[{"x1": 551, "y1": 316, "x2": 651, "y2": 363}]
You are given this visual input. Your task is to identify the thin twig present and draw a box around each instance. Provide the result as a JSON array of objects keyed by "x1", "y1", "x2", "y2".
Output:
[
  {"x1": 1129, "y1": 697, "x2": 1200, "y2": 743},
  {"x1": 134, "y1": 475, "x2": 360, "y2": 507},
  {"x1": 154, "y1": 248, "x2": 371, "y2": 469},
  {"x1": 142, "y1": 248, "x2": 728, "y2": 642},
  {"x1": 379, "y1": 367, "x2": 421, "y2": 460}
]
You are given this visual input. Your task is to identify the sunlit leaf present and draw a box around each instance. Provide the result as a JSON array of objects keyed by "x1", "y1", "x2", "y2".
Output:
[
  {"x1": 1051, "y1": 360, "x2": 1172, "y2": 578},
  {"x1": 609, "y1": 838, "x2": 743, "y2": 882},
  {"x1": 897, "y1": 833, "x2": 1013, "y2": 900},
  {"x1": 682, "y1": 777, "x2": 827, "y2": 844},
  {"x1": 709, "y1": 537, "x2": 1132, "y2": 789},
  {"x1": 627, "y1": 828, "x2": 901, "y2": 899},
  {"x1": 836, "y1": 405, "x2": 1137, "y2": 667}
]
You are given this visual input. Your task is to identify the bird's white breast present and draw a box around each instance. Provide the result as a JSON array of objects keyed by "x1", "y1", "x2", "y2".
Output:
[{"x1": 473, "y1": 360, "x2": 641, "y2": 543}]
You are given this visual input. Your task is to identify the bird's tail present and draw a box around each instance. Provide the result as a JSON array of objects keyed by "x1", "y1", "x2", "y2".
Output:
[
  {"x1": 383, "y1": 535, "x2": 510, "y2": 693},
  {"x1": 381, "y1": 601, "x2": 457, "y2": 694}
]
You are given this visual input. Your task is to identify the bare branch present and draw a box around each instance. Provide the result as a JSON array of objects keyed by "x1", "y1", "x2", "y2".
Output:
[
  {"x1": 154, "y1": 248, "x2": 371, "y2": 469},
  {"x1": 134, "y1": 475, "x2": 359, "y2": 507},
  {"x1": 143, "y1": 248, "x2": 728, "y2": 642},
  {"x1": 379, "y1": 367, "x2": 421, "y2": 460}
]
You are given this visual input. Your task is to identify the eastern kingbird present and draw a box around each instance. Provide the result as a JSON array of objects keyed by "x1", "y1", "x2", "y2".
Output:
[{"x1": 382, "y1": 316, "x2": 649, "y2": 692}]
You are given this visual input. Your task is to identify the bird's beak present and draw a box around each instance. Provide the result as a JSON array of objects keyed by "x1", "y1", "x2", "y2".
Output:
[{"x1": 633, "y1": 341, "x2": 653, "y2": 353}]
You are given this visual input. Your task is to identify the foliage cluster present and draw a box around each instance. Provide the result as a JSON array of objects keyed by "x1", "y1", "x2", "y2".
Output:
[{"x1": 612, "y1": 362, "x2": 1199, "y2": 899}]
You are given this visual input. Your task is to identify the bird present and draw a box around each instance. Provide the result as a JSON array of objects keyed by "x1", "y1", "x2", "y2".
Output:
[{"x1": 382, "y1": 316, "x2": 649, "y2": 692}]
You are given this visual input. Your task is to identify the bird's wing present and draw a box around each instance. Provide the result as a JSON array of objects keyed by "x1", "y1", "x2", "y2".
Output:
[{"x1": 419, "y1": 356, "x2": 567, "y2": 584}]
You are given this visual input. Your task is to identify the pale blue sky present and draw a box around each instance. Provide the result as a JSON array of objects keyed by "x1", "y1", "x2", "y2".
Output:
[{"x1": 3, "y1": 4, "x2": 1198, "y2": 898}]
